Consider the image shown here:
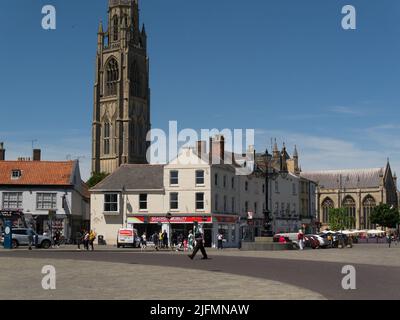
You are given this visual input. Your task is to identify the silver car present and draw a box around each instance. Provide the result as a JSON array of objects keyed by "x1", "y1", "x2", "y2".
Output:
[{"x1": 2, "y1": 228, "x2": 52, "y2": 249}]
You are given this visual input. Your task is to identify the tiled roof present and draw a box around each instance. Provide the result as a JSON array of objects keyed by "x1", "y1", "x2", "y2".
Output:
[
  {"x1": 91, "y1": 164, "x2": 164, "y2": 191},
  {"x1": 0, "y1": 161, "x2": 75, "y2": 186},
  {"x1": 301, "y1": 167, "x2": 385, "y2": 189}
]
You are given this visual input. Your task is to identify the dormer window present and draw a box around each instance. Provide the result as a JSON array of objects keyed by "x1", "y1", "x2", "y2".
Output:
[{"x1": 11, "y1": 170, "x2": 22, "y2": 179}]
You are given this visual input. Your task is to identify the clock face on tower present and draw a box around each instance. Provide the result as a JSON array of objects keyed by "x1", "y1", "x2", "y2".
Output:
[{"x1": 5, "y1": 226, "x2": 11, "y2": 235}]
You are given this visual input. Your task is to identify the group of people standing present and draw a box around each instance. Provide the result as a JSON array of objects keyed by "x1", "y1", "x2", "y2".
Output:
[
  {"x1": 146, "y1": 230, "x2": 195, "y2": 251},
  {"x1": 76, "y1": 229, "x2": 96, "y2": 251}
]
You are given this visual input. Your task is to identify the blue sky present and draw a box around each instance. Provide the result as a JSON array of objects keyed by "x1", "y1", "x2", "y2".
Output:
[{"x1": 1, "y1": 0, "x2": 400, "y2": 180}]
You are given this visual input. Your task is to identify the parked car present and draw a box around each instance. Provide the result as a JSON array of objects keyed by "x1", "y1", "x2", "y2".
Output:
[
  {"x1": 117, "y1": 228, "x2": 140, "y2": 248},
  {"x1": 1, "y1": 228, "x2": 52, "y2": 249},
  {"x1": 273, "y1": 233, "x2": 300, "y2": 249}
]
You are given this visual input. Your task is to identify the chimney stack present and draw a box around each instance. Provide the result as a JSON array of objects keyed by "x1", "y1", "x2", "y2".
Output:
[
  {"x1": 0, "y1": 142, "x2": 5, "y2": 161},
  {"x1": 33, "y1": 149, "x2": 41, "y2": 161},
  {"x1": 209, "y1": 135, "x2": 225, "y2": 164},
  {"x1": 196, "y1": 141, "x2": 207, "y2": 159}
]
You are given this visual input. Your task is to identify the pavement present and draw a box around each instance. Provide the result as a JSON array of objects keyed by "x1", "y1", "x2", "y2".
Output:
[
  {"x1": 0, "y1": 243, "x2": 399, "y2": 300},
  {"x1": 0, "y1": 257, "x2": 324, "y2": 300}
]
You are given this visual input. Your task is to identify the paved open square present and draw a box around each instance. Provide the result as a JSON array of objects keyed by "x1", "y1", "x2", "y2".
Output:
[{"x1": 0, "y1": 244, "x2": 399, "y2": 300}]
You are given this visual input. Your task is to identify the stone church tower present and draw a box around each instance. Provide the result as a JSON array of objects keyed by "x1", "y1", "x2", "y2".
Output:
[{"x1": 92, "y1": 0, "x2": 150, "y2": 174}]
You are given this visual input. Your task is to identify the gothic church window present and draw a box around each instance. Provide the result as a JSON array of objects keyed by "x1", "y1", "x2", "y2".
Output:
[
  {"x1": 322, "y1": 198, "x2": 334, "y2": 223},
  {"x1": 112, "y1": 15, "x2": 119, "y2": 41},
  {"x1": 105, "y1": 58, "x2": 119, "y2": 96},
  {"x1": 343, "y1": 196, "x2": 356, "y2": 229},
  {"x1": 104, "y1": 123, "x2": 111, "y2": 155},
  {"x1": 362, "y1": 195, "x2": 376, "y2": 230}
]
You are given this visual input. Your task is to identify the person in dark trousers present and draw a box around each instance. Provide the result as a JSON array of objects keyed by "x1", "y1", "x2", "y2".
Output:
[
  {"x1": 27, "y1": 226, "x2": 35, "y2": 251},
  {"x1": 162, "y1": 230, "x2": 169, "y2": 249},
  {"x1": 217, "y1": 232, "x2": 224, "y2": 250},
  {"x1": 387, "y1": 233, "x2": 392, "y2": 248},
  {"x1": 188, "y1": 228, "x2": 208, "y2": 260},
  {"x1": 53, "y1": 230, "x2": 61, "y2": 248},
  {"x1": 76, "y1": 229, "x2": 83, "y2": 250},
  {"x1": 152, "y1": 232, "x2": 159, "y2": 251}
]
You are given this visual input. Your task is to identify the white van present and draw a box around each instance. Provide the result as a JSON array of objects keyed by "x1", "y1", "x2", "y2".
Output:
[{"x1": 117, "y1": 228, "x2": 140, "y2": 248}]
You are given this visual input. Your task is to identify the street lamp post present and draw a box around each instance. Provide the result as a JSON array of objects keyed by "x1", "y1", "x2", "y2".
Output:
[{"x1": 258, "y1": 149, "x2": 279, "y2": 236}]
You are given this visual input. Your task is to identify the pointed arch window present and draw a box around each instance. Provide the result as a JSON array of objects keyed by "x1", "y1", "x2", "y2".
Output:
[
  {"x1": 112, "y1": 15, "x2": 119, "y2": 41},
  {"x1": 343, "y1": 196, "x2": 356, "y2": 229},
  {"x1": 104, "y1": 123, "x2": 111, "y2": 155},
  {"x1": 363, "y1": 195, "x2": 376, "y2": 229},
  {"x1": 321, "y1": 198, "x2": 334, "y2": 223},
  {"x1": 105, "y1": 58, "x2": 119, "y2": 96}
]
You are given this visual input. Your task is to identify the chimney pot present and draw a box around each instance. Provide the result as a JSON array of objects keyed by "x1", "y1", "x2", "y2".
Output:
[
  {"x1": 33, "y1": 149, "x2": 41, "y2": 161},
  {"x1": 209, "y1": 135, "x2": 225, "y2": 165},
  {"x1": 0, "y1": 142, "x2": 5, "y2": 161}
]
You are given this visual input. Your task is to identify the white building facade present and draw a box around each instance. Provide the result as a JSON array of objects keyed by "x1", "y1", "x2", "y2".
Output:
[
  {"x1": 91, "y1": 137, "x2": 268, "y2": 247},
  {"x1": 0, "y1": 152, "x2": 90, "y2": 239}
]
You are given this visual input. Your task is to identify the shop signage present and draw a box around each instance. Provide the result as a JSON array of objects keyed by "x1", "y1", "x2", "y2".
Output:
[
  {"x1": 214, "y1": 216, "x2": 239, "y2": 223},
  {"x1": 129, "y1": 216, "x2": 212, "y2": 224}
]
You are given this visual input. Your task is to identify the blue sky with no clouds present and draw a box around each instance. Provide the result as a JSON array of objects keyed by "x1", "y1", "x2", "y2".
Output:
[{"x1": 0, "y1": 0, "x2": 400, "y2": 179}]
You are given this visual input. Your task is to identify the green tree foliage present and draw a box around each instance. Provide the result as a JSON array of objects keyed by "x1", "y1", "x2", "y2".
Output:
[
  {"x1": 370, "y1": 204, "x2": 400, "y2": 229},
  {"x1": 86, "y1": 172, "x2": 109, "y2": 188},
  {"x1": 328, "y1": 208, "x2": 355, "y2": 231}
]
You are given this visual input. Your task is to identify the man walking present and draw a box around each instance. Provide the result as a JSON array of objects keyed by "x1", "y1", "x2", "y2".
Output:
[
  {"x1": 152, "y1": 231, "x2": 159, "y2": 251},
  {"x1": 162, "y1": 230, "x2": 168, "y2": 249},
  {"x1": 188, "y1": 224, "x2": 208, "y2": 260},
  {"x1": 76, "y1": 229, "x2": 83, "y2": 250},
  {"x1": 387, "y1": 233, "x2": 392, "y2": 248},
  {"x1": 27, "y1": 225, "x2": 35, "y2": 251}
]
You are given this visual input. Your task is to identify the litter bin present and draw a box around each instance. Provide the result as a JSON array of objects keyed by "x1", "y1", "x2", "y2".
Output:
[{"x1": 98, "y1": 235, "x2": 106, "y2": 245}]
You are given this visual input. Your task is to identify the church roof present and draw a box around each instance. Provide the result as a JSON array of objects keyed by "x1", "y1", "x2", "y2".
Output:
[{"x1": 301, "y1": 167, "x2": 385, "y2": 189}]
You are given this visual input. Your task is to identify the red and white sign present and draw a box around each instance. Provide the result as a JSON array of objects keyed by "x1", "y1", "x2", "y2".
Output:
[
  {"x1": 247, "y1": 211, "x2": 254, "y2": 220},
  {"x1": 214, "y1": 216, "x2": 239, "y2": 223},
  {"x1": 130, "y1": 216, "x2": 212, "y2": 224}
]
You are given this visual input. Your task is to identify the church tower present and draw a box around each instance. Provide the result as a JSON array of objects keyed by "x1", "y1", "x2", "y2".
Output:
[{"x1": 92, "y1": 0, "x2": 150, "y2": 174}]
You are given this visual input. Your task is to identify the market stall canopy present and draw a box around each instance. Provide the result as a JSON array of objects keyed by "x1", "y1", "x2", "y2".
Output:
[{"x1": 367, "y1": 229, "x2": 385, "y2": 235}]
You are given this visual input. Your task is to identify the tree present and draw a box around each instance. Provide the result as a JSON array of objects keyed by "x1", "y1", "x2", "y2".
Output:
[
  {"x1": 86, "y1": 172, "x2": 109, "y2": 188},
  {"x1": 370, "y1": 204, "x2": 400, "y2": 229},
  {"x1": 328, "y1": 208, "x2": 355, "y2": 231}
]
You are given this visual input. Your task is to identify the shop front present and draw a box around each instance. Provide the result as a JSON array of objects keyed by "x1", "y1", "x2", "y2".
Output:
[
  {"x1": 127, "y1": 215, "x2": 214, "y2": 247},
  {"x1": 127, "y1": 215, "x2": 240, "y2": 248}
]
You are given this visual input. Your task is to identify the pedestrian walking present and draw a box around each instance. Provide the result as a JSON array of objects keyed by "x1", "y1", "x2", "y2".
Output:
[
  {"x1": 152, "y1": 232, "x2": 159, "y2": 251},
  {"x1": 83, "y1": 230, "x2": 90, "y2": 250},
  {"x1": 387, "y1": 233, "x2": 392, "y2": 248},
  {"x1": 176, "y1": 233, "x2": 184, "y2": 251},
  {"x1": 298, "y1": 230, "x2": 305, "y2": 250},
  {"x1": 327, "y1": 234, "x2": 333, "y2": 248},
  {"x1": 188, "y1": 230, "x2": 194, "y2": 251},
  {"x1": 89, "y1": 230, "x2": 96, "y2": 251},
  {"x1": 162, "y1": 230, "x2": 169, "y2": 249},
  {"x1": 141, "y1": 232, "x2": 147, "y2": 251},
  {"x1": 188, "y1": 226, "x2": 208, "y2": 260},
  {"x1": 53, "y1": 230, "x2": 61, "y2": 248},
  {"x1": 27, "y1": 226, "x2": 35, "y2": 251},
  {"x1": 76, "y1": 229, "x2": 83, "y2": 250},
  {"x1": 217, "y1": 231, "x2": 224, "y2": 250},
  {"x1": 159, "y1": 231, "x2": 164, "y2": 249}
]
